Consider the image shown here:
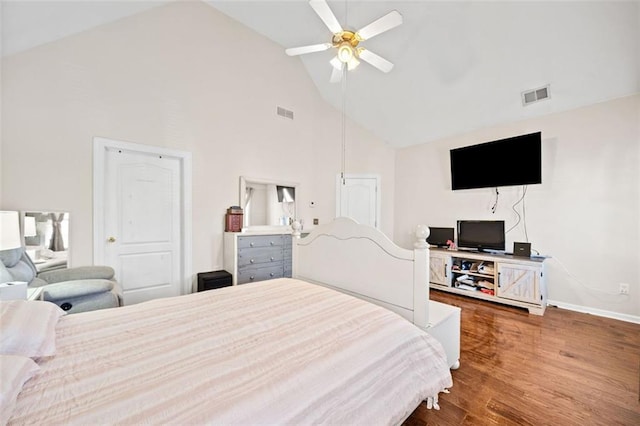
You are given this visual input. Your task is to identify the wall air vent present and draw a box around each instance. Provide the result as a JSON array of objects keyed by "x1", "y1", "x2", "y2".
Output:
[
  {"x1": 521, "y1": 84, "x2": 550, "y2": 106},
  {"x1": 277, "y1": 106, "x2": 294, "y2": 119}
]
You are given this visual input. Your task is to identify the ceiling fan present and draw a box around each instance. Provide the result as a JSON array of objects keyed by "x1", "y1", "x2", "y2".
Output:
[{"x1": 285, "y1": 0, "x2": 403, "y2": 83}]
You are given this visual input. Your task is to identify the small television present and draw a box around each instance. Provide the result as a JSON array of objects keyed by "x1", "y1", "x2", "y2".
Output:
[
  {"x1": 450, "y1": 132, "x2": 542, "y2": 190},
  {"x1": 427, "y1": 227, "x2": 454, "y2": 247},
  {"x1": 457, "y1": 220, "x2": 505, "y2": 252}
]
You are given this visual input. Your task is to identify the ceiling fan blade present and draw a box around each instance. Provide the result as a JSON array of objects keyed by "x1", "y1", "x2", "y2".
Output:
[
  {"x1": 330, "y1": 66, "x2": 343, "y2": 83},
  {"x1": 309, "y1": 0, "x2": 343, "y2": 34},
  {"x1": 356, "y1": 10, "x2": 403, "y2": 40},
  {"x1": 285, "y1": 43, "x2": 332, "y2": 56},
  {"x1": 358, "y1": 49, "x2": 394, "y2": 73}
]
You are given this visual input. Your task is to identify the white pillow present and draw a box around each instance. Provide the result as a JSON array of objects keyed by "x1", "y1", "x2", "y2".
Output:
[
  {"x1": 0, "y1": 300, "x2": 66, "y2": 358},
  {"x1": 0, "y1": 355, "x2": 40, "y2": 425}
]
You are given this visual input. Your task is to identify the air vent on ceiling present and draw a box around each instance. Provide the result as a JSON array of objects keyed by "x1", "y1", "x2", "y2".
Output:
[
  {"x1": 277, "y1": 106, "x2": 294, "y2": 120},
  {"x1": 521, "y1": 84, "x2": 550, "y2": 106}
]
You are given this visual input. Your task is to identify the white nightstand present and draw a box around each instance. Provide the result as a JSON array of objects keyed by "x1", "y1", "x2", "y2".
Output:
[
  {"x1": 425, "y1": 300, "x2": 461, "y2": 370},
  {"x1": 0, "y1": 281, "x2": 28, "y2": 300}
]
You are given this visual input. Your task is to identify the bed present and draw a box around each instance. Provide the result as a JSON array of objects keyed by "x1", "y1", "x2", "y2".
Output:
[
  {"x1": 294, "y1": 217, "x2": 461, "y2": 369},
  {"x1": 2, "y1": 218, "x2": 456, "y2": 425}
]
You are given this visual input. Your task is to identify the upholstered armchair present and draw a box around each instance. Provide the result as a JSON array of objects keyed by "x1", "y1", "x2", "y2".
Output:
[{"x1": 0, "y1": 247, "x2": 122, "y2": 314}]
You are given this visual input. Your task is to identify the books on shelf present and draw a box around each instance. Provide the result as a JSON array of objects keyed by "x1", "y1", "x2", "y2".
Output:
[
  {"x1": 477, "y1": 280, "x2": 494, "y2": 290},
  {"x1": 457, "y1": 283, "x2": 478, "y2": 291},
  {"x1": 478, "y1": 262, "x2": 495, "y2": 274}
]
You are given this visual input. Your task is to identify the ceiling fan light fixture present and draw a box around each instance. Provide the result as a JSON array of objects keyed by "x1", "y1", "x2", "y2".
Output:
[
  {"x1": 331, "y1": 54, "x2": 359, "y2": 71},
  {"x1": 347, "y1": 56, "x2": 360, "y2": 70},
  {"x1": 337, "y1": 43, "x2": 354, "y2": 63},
  {"x1": 330, "y1": 56, "x2": 343, "y2": 70}
]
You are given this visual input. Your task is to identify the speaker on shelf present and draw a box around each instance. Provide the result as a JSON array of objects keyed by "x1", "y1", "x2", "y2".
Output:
[{"x1": 513, "y1": 242, "x2": 531, "y2": 257}]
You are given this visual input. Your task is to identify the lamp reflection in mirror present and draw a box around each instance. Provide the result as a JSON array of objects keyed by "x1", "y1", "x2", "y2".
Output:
[
  {"x1": 23, "y1": 216, "x2": 37, "y2": 237},
  {"x1": 0, "y1": 211, "x2": 21, "y2": 250}
]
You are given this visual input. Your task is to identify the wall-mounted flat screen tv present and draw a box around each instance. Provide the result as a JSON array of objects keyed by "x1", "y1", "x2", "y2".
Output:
[
  {"x1": 457, "y1": 220, "x2": 505, "y2": 252},
  {"x1": 450, "y1": 132, "x2": 542, "y2": 190}
]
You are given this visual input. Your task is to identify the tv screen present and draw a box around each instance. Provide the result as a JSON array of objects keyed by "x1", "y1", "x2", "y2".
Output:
[
  {"x1": 276, "y1": 185, "x2": 295, "y2": 203},
  {"x1": 427, "y1": 227, "x2": 454, "y2": 247},
  {"x1": 450, "y1": 132, "x2": 542, "y2": 190},
  {"x1": 457, "y1": 220, "x2": 505, "y2": 252}
]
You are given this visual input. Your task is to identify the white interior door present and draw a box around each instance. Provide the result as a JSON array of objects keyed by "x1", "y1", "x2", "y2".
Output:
[
  {"x1": 336, "y1": 175, "x2": 380, "y2": 228},
  {"x1": 94, "y1": 138, "x2": 191, "y2": 306}
]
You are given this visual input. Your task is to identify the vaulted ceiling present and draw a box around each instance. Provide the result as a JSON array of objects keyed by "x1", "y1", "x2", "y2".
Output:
[{"x1": 2, "y1": 1, "x2": 638, "y2": 147}]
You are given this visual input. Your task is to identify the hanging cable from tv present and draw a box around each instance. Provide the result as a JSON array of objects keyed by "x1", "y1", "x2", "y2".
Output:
[{"x1": 491, "y1": 187, "x2": 499, "y2": 214}]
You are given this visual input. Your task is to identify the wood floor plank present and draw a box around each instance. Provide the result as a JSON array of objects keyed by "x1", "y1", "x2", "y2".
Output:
[{"x1": 405, "y1": 290, "x2": 640, "y2": 425}]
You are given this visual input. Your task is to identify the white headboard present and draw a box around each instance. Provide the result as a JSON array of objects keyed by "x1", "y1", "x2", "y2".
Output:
[{"x1": 293, "y1": 217, "x2": 429, "y2": 328}]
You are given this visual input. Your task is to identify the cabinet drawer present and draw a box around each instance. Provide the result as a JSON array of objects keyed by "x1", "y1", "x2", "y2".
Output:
[
  {"x1": 238, "y1": 235, "x2": 284, "y2": 249},
  {"x1": 238, "y1": 247, "x2": 284, "y2": 267},
  {"x1": 238, "y1": 264, "x2": 284, "y2": 284}
]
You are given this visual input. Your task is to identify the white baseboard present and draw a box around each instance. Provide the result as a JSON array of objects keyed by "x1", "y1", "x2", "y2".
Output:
[{"x1": 547, "y1": 299, "x2": 640, "y2": 324}]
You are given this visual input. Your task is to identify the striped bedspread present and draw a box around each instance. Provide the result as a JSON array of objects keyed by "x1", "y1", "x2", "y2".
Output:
[{"x1": 11, "y1": 278, "x2": 452, "y2": 425}]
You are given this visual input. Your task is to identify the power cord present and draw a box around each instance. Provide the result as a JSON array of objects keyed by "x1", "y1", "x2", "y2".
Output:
[
  {"x1": 506, "y1": 185, "x2": 528, "y2": 238},
  {"x1": 490, "y1": 187, "x2": 499, "y2": 214},
  {"x1": 550, "y1": 256, "x2": 623, "y2": 296},
  {"x1": 522, "y1": 186, "x2": 529, "y2": 242}
]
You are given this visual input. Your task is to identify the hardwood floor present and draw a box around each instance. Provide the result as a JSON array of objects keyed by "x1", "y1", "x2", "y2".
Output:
[{"x1": 405, "y1": 290, "x2": 640, "y2": 425}]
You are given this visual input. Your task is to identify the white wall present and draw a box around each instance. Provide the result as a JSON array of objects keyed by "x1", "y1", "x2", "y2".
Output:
[
  {"x1": 0, "y1": 1, "x2": 395, "y2": 275},
  {"x1": 394, "y1": 95, "x2": 640, "y2": 318}
]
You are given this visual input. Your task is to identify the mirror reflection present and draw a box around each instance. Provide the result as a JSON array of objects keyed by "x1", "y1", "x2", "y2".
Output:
[
  {"x1": 22, "y1": 211, "x2": 70, "y2": 272},
  {"x1": 240, "y1": 177, "x2": 297, "y2": 230}
]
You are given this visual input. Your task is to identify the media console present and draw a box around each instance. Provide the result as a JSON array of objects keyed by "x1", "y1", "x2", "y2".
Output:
[{"x1": 429, "y1": 248, "x2": 548, "y2": 315}]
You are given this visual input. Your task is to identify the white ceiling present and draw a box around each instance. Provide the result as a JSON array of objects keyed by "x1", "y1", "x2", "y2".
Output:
[{"x1": 2, "y1": 0, "x2": 638, "y2": 147}]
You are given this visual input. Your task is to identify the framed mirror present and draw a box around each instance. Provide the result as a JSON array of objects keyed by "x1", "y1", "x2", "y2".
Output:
[
  {"x1": 240, "y1": 177, "x2": 297, "y2": 231},
  {"x1": 22, "y1": 211, "x2": 70, "y2": 272}
]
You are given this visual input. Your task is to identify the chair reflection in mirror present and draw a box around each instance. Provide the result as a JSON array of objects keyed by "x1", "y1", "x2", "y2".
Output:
[{"x1": 23, "y1": 211, "x2": 69, "y2": 273}]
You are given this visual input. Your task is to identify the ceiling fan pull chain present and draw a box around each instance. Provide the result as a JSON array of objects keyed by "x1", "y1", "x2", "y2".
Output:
[{"x1": 341, "y1": 63, "x2": 348, "y2": 185}]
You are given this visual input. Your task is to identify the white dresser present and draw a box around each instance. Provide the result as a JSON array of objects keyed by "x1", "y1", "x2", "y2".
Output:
[{"x1": 223, "y1": 232, "x2": 293, "y2": 285}]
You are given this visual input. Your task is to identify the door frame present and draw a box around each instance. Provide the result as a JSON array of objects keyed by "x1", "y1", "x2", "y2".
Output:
[
  {"x1": 335, "y1": 173, "x2": 381, "y2": 229},
  {"x1": 93, "y1": 137, "x2": 193, "y2": 295}
]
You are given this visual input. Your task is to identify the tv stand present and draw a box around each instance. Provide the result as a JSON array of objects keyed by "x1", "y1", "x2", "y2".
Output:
[{"x1": 429, "y1": 248, "x2": 547, "y2": 315}]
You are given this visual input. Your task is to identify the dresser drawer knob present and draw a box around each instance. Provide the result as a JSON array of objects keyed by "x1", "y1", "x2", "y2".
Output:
[
  {"x1": 250, "y1": 276, "x2": 255, "y2": 281},
  {"x1": 250, "y1": 259, "x2": 255, "y2": 263},
  {"x1": 270, "y1": 241, "x2": 274, "y2": 246},
  {"x1": 270, "y1": 272, "x2": 274, "y2": 277},
  {"x1": 250, "y1": 242, "x2": 254, "y2": 247},
  {"x1": 270, "y1": 257, "x2": 274, "y2": 261}
]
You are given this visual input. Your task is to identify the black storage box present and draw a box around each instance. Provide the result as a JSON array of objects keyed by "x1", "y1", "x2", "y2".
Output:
[{"x1": 197, "y1": 270, "x2": 232, "y2": 292}]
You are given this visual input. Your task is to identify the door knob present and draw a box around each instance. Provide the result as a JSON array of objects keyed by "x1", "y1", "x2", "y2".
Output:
[{"x1": 107, "y1": 236, "x2": 116, "y2": 243}]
